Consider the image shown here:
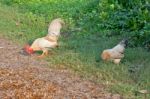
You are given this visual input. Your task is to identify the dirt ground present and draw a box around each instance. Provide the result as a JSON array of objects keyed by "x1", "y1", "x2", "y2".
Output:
[{"x1": 0, "y1": 37, "x2": 122, "y2": 99}]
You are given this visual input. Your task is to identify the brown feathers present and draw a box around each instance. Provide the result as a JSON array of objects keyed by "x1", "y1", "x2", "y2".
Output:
[{"x1": 101, "y1": 51, "x2": 111, "y2": 61}]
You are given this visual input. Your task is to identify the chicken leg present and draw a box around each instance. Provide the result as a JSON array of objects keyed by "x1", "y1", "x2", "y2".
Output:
[{"x1": 37, "y1": 50, "x2": 49, "y2": 58}]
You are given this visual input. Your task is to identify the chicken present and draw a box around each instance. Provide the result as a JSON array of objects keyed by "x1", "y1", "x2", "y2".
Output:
[
  {"x1": 25, "y1": 18, "x2": 64, "y2": 58},
  {"x1": 101, "y1": 39, "x2": 128, "y2": 64}
]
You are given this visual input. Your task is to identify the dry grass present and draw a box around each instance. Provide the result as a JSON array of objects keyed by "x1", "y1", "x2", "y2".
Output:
[{"x1": 0, "y1": 67, "x2": 58, "y2": 99}]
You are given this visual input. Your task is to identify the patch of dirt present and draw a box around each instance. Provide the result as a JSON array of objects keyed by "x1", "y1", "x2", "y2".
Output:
[{"x1": 0, "y1": 37, "x2": 122, "y2": 99}]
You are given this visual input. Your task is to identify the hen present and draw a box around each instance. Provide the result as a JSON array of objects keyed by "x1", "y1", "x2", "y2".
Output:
[{"x1": 101, "y1": 39, "x2": 128, "y2": 64}]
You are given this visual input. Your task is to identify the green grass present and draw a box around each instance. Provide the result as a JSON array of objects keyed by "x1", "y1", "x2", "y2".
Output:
[{"x1": 0, "y1": 3, "x2": 150, "y2": 99}]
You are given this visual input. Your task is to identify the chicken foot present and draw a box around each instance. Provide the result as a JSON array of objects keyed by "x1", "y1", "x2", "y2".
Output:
[{"x1": 37, "y1": 50, "x2": 49, "y2": 58}]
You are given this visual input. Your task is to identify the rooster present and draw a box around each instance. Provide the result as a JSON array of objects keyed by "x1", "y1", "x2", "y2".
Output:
[
  {"x1": 101, "y1": 39, "x2": 128, "y2": 64},
  {"x1": 25, "y1": 18, "x2": 64, "y2": 58}
]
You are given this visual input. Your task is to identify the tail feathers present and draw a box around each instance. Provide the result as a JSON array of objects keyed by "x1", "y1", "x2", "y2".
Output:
[
  {"x1": 101, "y1": 51, "x2": 111, "y2": 61},
  {"x1": 48, "y1": 18, "x2": 64, "y2": 36}
]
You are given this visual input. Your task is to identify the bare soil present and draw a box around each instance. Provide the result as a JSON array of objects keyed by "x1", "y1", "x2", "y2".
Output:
[{"x1": 0, "y1": 37, "x2": 122, "y2": 99}]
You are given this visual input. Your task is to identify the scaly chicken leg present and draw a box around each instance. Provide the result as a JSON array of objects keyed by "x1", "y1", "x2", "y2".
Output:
[{"x1": 37, "y1": 49, "x2": 49, "y2": 58}]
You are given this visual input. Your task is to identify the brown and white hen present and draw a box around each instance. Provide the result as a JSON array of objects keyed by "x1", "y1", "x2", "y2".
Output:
[{"x1": 101, "y1": 39, "x2": 128, "y2": 64}]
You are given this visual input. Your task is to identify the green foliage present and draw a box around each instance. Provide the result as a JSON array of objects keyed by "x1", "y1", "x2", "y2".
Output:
[{"x1": 1, "y1": 0, "x2": 149, "y2": 47}]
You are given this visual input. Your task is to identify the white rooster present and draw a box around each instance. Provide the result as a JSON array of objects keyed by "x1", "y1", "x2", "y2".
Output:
[{"x1": 25, "y1": 18, "x2": 64, "y2": 58}]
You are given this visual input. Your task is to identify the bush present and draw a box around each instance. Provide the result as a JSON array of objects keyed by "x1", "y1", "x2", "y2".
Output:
[{"x1": 0, "y1": 0, "x2": 150, "y2": 47}]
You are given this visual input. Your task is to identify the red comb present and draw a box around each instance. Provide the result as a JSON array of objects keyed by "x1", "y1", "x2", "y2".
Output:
[{"x1": 24, "y1": 44, "x2": 34, "y2": 54}]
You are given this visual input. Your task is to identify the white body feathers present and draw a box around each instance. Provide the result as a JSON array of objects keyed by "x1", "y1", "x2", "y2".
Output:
[
  {"x1": 30, "y1": 38, "x2": 57, "y2": 51},
  {"x1": 29, "y1": 18, "x2": 64, "y2": 57}
]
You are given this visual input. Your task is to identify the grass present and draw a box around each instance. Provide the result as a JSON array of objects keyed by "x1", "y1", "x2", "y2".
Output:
[{"x1": 0, "y1": 3, "x2": 150, "y2": 99}]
